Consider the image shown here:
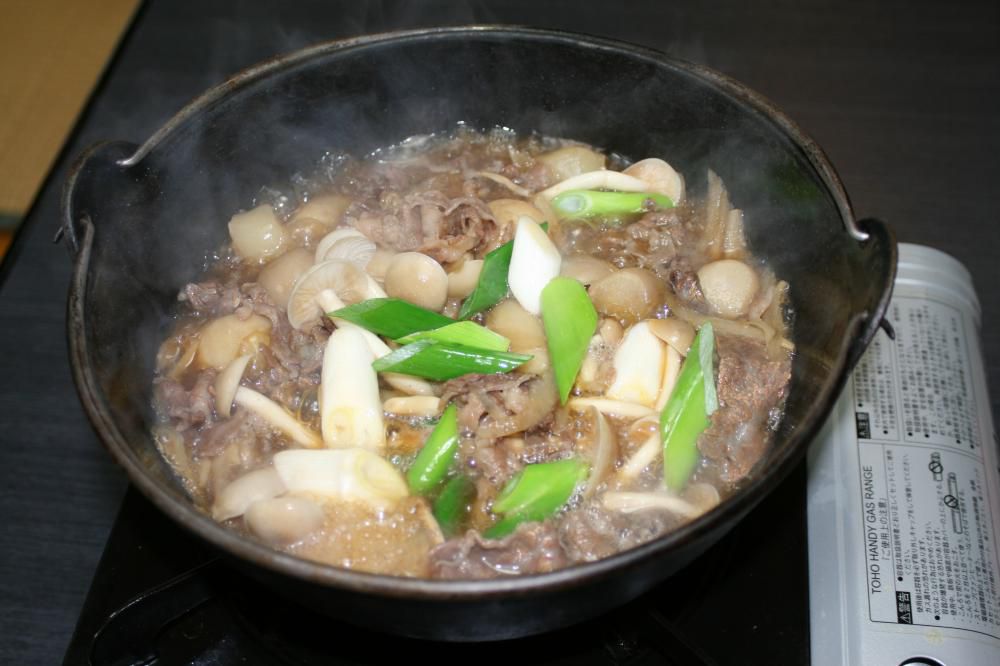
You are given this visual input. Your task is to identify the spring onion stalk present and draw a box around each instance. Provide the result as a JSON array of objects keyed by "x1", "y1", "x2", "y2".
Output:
[
  {"x1": 485, "y1": 459, "x2": 589, "y2": 539},
  {"x1": 329, "y1": 298, "x2": 453, "y2": 339},
  {"x1": 540, "y1": 277, "x2": 599, "y2": 403},
  {"x1": 458, "y1": 223, "x2": 549, "y2": 320},
  {"x1": 407, "y1": 404, "x2": 460, "y2": 494},
  {"x1": 551, "y1": 190, "x2": 673, "y2": 219},
  {"x1": 432, "y1": 475, "x2": 476, "y2": 537},
  {"x1": 396, "y1": 321, "x2": 510, "y2": 352},
  {"x1": 372, "y1": 340, "x2": 532, "y2": 381},
  {"x1": 458, "y1": 241, "x2": 514, "y2": 319},
  {"x1": 661, "y1": 322, "x2": 717, "y2": 491}
]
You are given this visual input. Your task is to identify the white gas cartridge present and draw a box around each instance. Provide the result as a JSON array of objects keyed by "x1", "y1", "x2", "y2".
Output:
[{"x1": 808, "y1": 244, "x2": 1000, "y2": 665}]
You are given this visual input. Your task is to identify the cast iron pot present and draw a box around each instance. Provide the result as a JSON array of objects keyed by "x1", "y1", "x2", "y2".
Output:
[{"x1": 63, "y1": 27, "x2": 895, "y2": 641}]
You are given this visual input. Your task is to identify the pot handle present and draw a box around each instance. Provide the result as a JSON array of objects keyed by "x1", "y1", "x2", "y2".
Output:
[
  {"x1": 59, "y1": 140, "x2": 140, "y2": 256},
  {"x1": 844, "y1": 217, "x2": 898, "y2": 372}
]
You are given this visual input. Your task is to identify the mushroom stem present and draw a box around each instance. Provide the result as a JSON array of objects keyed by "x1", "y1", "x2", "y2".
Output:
[
  {"x1": 214, "y1": 354, "x2": 252, "y2": 417},
  {"x1": 233, "y1": 387, "x2": 322, "y2": 448},
  {"x1": 566, "y1": 397, "x2": 656, "y2": 419},
  {"x1": 540, "y1": 170, "x2": 650, "y2": 200},
  {"x1": 601, "y1": 491, "x2": 702, "y2": 519},
  {"x1": 618, "y1": 431, "x2": 662, "y2": 480}
]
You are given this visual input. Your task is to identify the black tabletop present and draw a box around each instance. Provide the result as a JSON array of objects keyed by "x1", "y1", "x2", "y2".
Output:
[{"x1": 1, "y1": 1, "x2": 998, "y2": 664}]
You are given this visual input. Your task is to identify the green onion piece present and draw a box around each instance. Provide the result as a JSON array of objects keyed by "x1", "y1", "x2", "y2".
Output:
[
  {"x1": 372, "y1": 340, "x2": 532, "y2": 382},
  {"x1": 540, "y1": 277, "x2": 599, "y2": 404},
  {"x1": 396, "y1": 320, "x2": 509, "y2": 352},
  {"x1": 457, "y1": 224, "x2": 549, "y2": 320},
  {"x1": 485, "y1": 459, "x2": 589, "y2": 539},
  {"x1": 551, "y1": 190, "x2": 673, "y2": 219},
  {"x1": 458, "y1": 241, "x2": 514, "y2": 319},
  {"x1": 329, "y1": 298, "x2": 453, "y2": 339},
  {"x1": 432, "y1": 475, "x2": 476, "y2": 537},
  {"x1": 661, "y1": 322, "x2": 717, "y2": 491},
  {"x1": 407, "y1": 404, "x2": 460, "y2": 494}
]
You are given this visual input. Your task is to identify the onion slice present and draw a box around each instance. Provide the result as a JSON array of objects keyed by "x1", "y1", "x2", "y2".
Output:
[{"x1": 320, "y1": 327, "x2": 385, "y2": 452}]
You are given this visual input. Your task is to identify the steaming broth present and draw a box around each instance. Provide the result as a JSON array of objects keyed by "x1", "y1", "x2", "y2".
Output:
[{"x1": 152, "y1": 129, "x2": 792, "y2": 578}]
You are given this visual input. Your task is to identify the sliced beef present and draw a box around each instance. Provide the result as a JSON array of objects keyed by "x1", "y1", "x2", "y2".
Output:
[
  {"x1": 429, "y1": 522, "x2": 568, "y2": 579},
  {"x1": 440, "y1": 371, "x2": 558, "y2": 441},
  {"x1": 154, "y1": 369, "x2": 217, "y2": 431},
  {"x1": 698, "y1": 335, "x2": 791, "y2": 483},
  {"x1": 558, "y1": 504, "x2": 680, "y2": 562},
  {"x1": 667, "y1": 260, "x2": 706, "y2": 308},
  {"x1": 179, "y1": 281, "x2": 241, "y2": 316},
  {"x1": 348, "y1": 190, "x2": 500, "y2": 265},
  {"x1": 192, "y1": 410, "x2": 251, "y2": 459},
  {"x1": 461, "y1": 436, "x2": 525, "y2": 486}
]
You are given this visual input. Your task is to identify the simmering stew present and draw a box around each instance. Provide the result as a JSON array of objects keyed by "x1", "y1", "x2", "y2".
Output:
[{"x1": 152, "y1": 129, "x2": 793, "y2": 578}]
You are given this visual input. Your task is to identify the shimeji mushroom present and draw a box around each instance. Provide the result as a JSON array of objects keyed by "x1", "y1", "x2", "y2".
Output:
[
  {"x1": 566, "y1": 397, "x2": 656, "y2": 420},
  {"x1": 383, "y1": 252, "x2": 449, "y2": 312},
  {"x1": 287, "y1": 259, "x2": 386, "y2": 330},
  {"x1": 233, "y1": 387, "x2": 322, "y2": 448},
  {"x1": 474, "y1": 173, "x2": 532, "y2": 199},
  {"x1": 314, "y1": 227, "x2": 376, "y2": 268},
  {"x1": 272, "y1": 448, "x2": 409, "y2": 511},
  {"x1": 257, "y1": 248, "x2": 314, "y2": 309},
  {"x1": 622, "y1": 158, "x2": 685, "y2": 205},
  {"x1": 487, "y1": 198, "x2": 547, "y2": 230},
  {"x1": 383, "y1": 396, "x2": 442, "y2": 417},
  {"x1": 320, "y1": 326, "x2": 385, "y2": 452},
  {"x1": 647, "y1": 317, "x2": 695, "y2": 356},
  {"x1": 196, "y1": 314, "x2": 271, "y2": 370},
  {"x1": 446, "y1": 259, "x2": 484, "y2": 299},
  {"x1": 588, "y1": 268, "x2": 665, "y2": 326},
  {"x1": 214, "y1": 354, "x2": 252, "y2": 417},
  {"x1": 696, "y1": 259, "x2": 760, "y2": 318},
  {"x1": 244, "y1": 495, "x2": 326, "y2": 546},
  {"x1": 617, "y1": 424, "x2": 662, "y2": 481},
  {"x1": 508, "y1": 216, "x2": 561, "y2": 315},
  {"x1": 601, "y1": 491, "x2": 703, "y2": 520},
  {"x1": 560, "y1": 256, "x2": 615, "y2": 286},
  {"x1": 228, "y1": 205, "x2": 288, "y2": 263},
  {"x1": 535, "y1": 145, "x2": 606, "y2": 182},
  {"x1": 289, "y1": 193, "x2": 352, "y2": 228},
  {"x1": 654, "y1": 345, "x2": 683, "y2": 412},
  {"x1": 539, "y1": 170, "x2": 650, "y2": 201},
  {"x1": 581, "y1": 407, "x2": 618, "y2": 498},
  {"x1": 606, "y1": 321, "x2": 667, "y2": 408},
  {"x1": 211, "y1": 467, "x2": 286, "y2": 521}
]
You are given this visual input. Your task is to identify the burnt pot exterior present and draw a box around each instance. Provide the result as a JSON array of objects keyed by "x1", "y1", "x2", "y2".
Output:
[{"x1": 63, "y1": 28, "x2": 895, "y2": 640}]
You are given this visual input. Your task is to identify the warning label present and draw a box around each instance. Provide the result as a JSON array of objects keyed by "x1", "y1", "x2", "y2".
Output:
[{"x1": 853, "y1": 297, "x2": 1000, "y2": 639}]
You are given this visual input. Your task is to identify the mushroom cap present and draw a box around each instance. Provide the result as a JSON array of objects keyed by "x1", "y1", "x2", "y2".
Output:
[
  {"x1": 623, "y1": 158, "x2": 685, "y2": 204},
  {"x1": 287, "y1": 259, "x2": 384, "y2": 330},
  {"x1": 315, "y1": 227, "x2": 374, "y2": 266},
  {"x1": 383, "y1": 252, "x2": 449, "y2": 312}
]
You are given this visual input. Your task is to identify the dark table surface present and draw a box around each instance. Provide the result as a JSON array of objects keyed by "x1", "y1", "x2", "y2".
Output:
[{"x1": 1, "y1": 1, "x2": 997, "y2": 664}]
